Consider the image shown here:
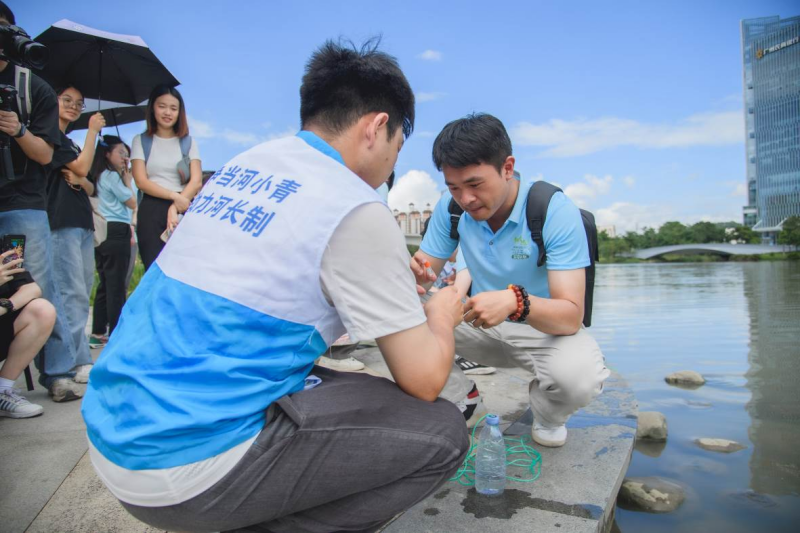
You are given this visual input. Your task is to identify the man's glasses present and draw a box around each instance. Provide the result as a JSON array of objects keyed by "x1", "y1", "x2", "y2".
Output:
[{"x1": 59, "y1": 96, "x2": 86, "y2": 111}]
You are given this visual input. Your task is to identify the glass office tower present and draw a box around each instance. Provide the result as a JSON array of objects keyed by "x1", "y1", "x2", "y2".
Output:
[{"x1": 740, "y1": 16, "x2": 800, "y2": 243}]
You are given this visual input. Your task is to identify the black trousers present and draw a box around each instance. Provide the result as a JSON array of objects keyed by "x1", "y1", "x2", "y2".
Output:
[
  {"x1": 137, "y1": 194, "x2": 171, "y2": 271},
  {"x1": 93, "y1": 222, "x2": 131, "y2": 335}
]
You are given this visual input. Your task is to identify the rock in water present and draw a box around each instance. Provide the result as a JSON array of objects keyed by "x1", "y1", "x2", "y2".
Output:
[
  {"x1": 618, "y1": 477, "x2": 685, "y2": 513},
  {"x1": 695, "y1": 438, "x2": 746, "y2": 453},
  {"x1": 665, "y1": 370, "x2": 706, "y2": 387},
  {"x1": 636, "y1": 411, "x2": 668, "y2": 441}
]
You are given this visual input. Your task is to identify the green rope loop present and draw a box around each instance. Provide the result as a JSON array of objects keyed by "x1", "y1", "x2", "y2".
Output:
[{"x1": 449, "y1": 414, "x2": 543, "y2": 486}]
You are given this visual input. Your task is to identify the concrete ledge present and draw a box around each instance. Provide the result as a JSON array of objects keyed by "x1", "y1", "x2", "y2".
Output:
[{"x1": 367, "y1": 352, "x2": 638, "y2": 533}]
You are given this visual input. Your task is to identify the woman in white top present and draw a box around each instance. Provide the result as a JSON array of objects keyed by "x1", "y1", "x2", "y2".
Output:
[{"x1": 131, "y1": 85, "x2": 202, "y2": 270}]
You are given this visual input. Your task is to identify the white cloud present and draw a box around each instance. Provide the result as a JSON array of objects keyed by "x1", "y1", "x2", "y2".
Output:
[
  {"x1": 594, "y1": 201, "x2": 738, "y2": 235},
  {"x1": 221, "y1": 128, "x2": 262, "y2": 146},
  {"x1": 562, "y1": 174, "x2": 613, "y2": 208},
  {"x1": 623, "y1": 176, "x2": 636, "y2": 188},
  {"x1": 266, "y1": 126, "x2": 297, "y2": 141},
  {"x1": 188, "y1": 117, "x2": 214, "y2": 139},
  {"x1": 418, "y1": 49, "x2": 443, "y2": 61},
  {"x1": 189, "y1": 115, "x2": 293, "y2": 146},
  {"x1": 511, "y1": 111, "x2": 744, "y2": 157},
  {"x1": 388, "y1": 170, "x2": 442, "y2": 212},
  {"x1": 416, "y1": 91, "x2": 446, "y2": 103},
  {"x1": 729, "y1": 181, "x2": 747, "y2": 197},
  {"x1": 595, "y1": 202, "x2": 675, "y2": 234},
  {"x1": 416, "y1": 131, "x2": 435, "y2": 138}
]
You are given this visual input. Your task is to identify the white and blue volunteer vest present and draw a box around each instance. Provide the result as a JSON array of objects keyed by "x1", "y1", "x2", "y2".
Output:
[{"x1": 82, "y1": 133, "x2": 383, "y2": 470}]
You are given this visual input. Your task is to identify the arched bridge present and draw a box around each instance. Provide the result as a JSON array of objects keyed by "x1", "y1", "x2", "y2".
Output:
[{"x1": 628, "y1": 243, "x2": 788, "y2": 260}]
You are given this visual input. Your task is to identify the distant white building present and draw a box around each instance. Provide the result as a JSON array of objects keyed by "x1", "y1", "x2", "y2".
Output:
[
  {"x1": 393, "y1": 203, "x2": 432, "y2": 235},
  {"x1": 597, "y1": 225, "x2": 616, "y2": 238}
]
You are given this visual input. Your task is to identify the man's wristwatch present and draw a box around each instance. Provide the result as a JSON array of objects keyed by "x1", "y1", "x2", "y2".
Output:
[
  {"x1": 0, "y1": 298, "x2": 14, "y2": 312},
  {"x1": 14, "y1": 123, "x2": 27, "y2": 138}
]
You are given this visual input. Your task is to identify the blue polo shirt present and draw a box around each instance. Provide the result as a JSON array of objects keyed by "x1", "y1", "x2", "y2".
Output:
[{"x1": 420, "y1": 174, "x2": 589, "y2": 299}]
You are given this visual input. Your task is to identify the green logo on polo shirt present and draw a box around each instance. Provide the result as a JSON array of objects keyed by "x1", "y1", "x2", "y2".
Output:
[{"x1": 511, "y1": 235, "x2": 531, "y2": 260}]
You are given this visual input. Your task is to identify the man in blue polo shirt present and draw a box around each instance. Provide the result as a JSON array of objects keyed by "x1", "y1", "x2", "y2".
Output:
[{"x1": 414, "y1": 113, "x2": 610, "y2": 447}]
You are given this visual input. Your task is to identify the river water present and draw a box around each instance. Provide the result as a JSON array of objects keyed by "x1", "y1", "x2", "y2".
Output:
[{"x1": 590, "y1": 262, "x2": 800, "y2": 532}]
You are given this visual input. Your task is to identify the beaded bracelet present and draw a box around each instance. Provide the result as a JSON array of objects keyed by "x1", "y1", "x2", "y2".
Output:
[{"x1": 507, "y1": 284, "x2": 530, "y2": 323}]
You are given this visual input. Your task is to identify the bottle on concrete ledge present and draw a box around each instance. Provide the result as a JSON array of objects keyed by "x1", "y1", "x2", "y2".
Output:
[{"x1": 475, "y1": 414, "x2": 506, "y2": 496}]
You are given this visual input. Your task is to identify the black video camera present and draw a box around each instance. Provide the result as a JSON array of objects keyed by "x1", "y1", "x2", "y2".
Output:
[
  {"x1": 0, "y1": 84, "x2": 16, "y2": 180},
  {"x1": 0, "y1": 24, "x2": 47, "y2": 70},
  {"x1": 0, "y1": 24, "x2": 46, "y2": 180}
]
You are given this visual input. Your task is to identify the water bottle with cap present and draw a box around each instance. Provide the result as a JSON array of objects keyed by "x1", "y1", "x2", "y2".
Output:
[{"x1": 475, "y1": 414, "x2": 506, "y2": 495}]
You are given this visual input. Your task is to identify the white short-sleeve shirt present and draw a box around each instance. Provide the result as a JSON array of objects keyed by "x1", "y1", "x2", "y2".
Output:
[{"x1": 131, "y1": 134, "x2": 201, "y2": 192}]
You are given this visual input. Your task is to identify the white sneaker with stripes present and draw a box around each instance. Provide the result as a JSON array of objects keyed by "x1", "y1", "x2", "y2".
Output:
[{"x1": 0, "y1": 388, "x2": 44, "y2": 419}]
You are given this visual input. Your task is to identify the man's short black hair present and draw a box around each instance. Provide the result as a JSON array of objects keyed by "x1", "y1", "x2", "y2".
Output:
[
  {"x1": 432, "y1": 113, "x2": 512, "y2": 173},
  {"x1": 300, "y1": 38, "x2": 414, "y2": 140},
  {"x1": 0, "y1": 1, "x2": 15, "y2": 24}
]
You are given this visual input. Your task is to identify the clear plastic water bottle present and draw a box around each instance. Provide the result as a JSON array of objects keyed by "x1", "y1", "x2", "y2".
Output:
[{"x1": 475, "y1": 414, "x2": 506, "y2": 496}]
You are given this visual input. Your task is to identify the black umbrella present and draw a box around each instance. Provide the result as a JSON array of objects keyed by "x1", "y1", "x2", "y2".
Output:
[
  {"x1": 34, "y1": 19, "x2": 179, "y2": 106},
  {"x1": 66, "y1": 99, "x2": 147, "y2": 134}
]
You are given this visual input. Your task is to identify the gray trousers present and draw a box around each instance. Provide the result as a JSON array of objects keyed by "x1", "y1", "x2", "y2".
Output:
[
  {"x1": 121, "y1": 366, "x2": 469, "y2": 533},
  {"x1": 442, "y1": 320, "x2": 611, "y2": 427}
]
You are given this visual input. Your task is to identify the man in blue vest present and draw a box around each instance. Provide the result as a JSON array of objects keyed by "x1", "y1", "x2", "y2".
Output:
[
  {"x1": 413, "y1": 113, "x2": 610, "y2": 448},
  {"x1": 82, "y1": 40, "x2": 469, "y2": 533}
]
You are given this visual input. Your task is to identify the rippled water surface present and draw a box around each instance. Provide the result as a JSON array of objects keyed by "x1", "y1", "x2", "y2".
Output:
[{"x1": 590, "y1": 262, "x2": 800, "y2": 532}]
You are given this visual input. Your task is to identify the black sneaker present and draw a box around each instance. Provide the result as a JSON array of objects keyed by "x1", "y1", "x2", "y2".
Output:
[{"x1": 456, "y1": 356, "x2": 496, "y2": 375}]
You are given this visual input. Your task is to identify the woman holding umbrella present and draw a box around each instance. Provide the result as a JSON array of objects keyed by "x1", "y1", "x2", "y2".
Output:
[
  {"x1": 131, "y1": 85, "x2": 201, "y2": 270},
  {"x1": 46, "y1": 84, "x2": 106, "y2": 380}
]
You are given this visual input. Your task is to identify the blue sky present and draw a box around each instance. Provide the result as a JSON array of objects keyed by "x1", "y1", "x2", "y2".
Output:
[{"x1": 17, "y1": 0, "x2": 799, "y2": 233}]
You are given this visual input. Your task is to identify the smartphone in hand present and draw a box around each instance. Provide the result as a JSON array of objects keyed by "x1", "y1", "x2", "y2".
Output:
[{"x1": 1, "y1": 234, "x2": 25, "y2": 268}]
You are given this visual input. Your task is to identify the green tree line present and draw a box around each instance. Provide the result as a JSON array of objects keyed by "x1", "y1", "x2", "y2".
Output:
[{"x1": 598, "y1": 216, "x2": 800, "y2": 261}]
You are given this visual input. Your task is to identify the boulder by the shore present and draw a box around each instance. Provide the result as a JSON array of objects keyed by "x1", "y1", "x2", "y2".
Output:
[
  {"x1": 665, "y1": 370, "x2": 706, "y2": 387},
  {"x1": 636, "y1": 411, "x2": 668, "y2": 441},
  {"x1": 695, "y1": 438, "x2": 747, "y2": 453},
  {"x1": 618, "y1": 476, "x2": 685, "y2": 513}
]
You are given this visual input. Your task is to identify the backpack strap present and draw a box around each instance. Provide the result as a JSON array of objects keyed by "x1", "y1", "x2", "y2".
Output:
[
  {"x1": 526, "y1": 181, "x2": 562, "y2": 267},
  {"x1": 13, "y1": 66, "x2": 32, "y2": 126},
  {"x1": 142, "y1": 135, "x2": 191, "y2": 164},
  {"x1": 141, "y1": 134, "x2": 153, "y2": 164},
  {"x1": 447, "y1": 197, "x2": 464, "y2": 240},
  {"x1": 181, "y1": 135, "x2": 192, "y2": 157},
  {"x1": 179, "y1": 135, "x2": 192, "y2": 158}
]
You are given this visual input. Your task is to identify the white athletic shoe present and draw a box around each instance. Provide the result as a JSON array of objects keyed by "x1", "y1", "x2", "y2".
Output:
[
  {"x1": 48, "y1": 378, "x2": 84, "y2": 403},
  {"x1": 72, "y1": 364, "x2": 93, "y2": 384},
  {"x1": 0, "y1": 389, "x2": 44, "y2": 418},
  {"x1": 532, "y1": 422, "x2": 568, "y2": 447},
  {"x1": 316, "y1": 355, "x2": 365, "y2": 372}
]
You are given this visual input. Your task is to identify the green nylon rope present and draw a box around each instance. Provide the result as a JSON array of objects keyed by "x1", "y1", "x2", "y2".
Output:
[{"x1": 449, "y1": 414, "x2": 543, "y2": 486}]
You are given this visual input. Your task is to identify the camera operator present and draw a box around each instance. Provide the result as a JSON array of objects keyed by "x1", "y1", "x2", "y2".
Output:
[{"x1": 0, "y1": 2, "x2": 84, "y2": 402}]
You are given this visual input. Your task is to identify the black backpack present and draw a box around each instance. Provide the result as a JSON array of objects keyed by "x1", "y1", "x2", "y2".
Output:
[{"x1": 447, "y1": 180, "x2": 599, "y2": 327}]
